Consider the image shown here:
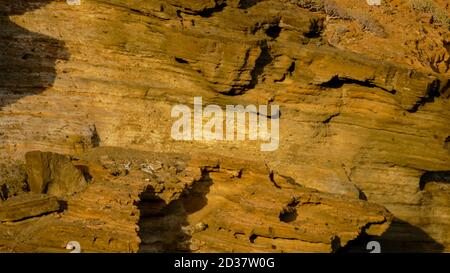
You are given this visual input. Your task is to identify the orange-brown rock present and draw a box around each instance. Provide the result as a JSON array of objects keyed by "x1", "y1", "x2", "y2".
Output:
[
  {"x1": 0, "y1": 147, "x2": 392, "y2": 252},
  {"x1": 0, "y1": 193, "x2": 60, "y2": 222},
  {"x1": 0, "y1": 0, "x2": 449, "y2": 252},
  {"x1": 25, "y1": 151, "x2": 87, "y2": 197}
]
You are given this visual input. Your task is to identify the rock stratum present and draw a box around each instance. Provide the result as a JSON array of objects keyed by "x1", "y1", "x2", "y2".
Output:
[{"x1": 0, "y1": 0, "x2": 449, "y2": 252}]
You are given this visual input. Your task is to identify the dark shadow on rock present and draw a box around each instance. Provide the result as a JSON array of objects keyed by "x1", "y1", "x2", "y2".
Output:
[
  {"x1": 137, "y1": 170, "x2": 213, "y2": 252},
  {"x1": 238, "y1": 0, "x2": 260, "y2": 9},
  {"x1": 0, "y1": 1, "x2": 69, "y2": 109},
  {"x1": 338, "y1": 217, "x2": 445, "y2": 253},
  {"x1": 419, "y1": 171, "x2": 450, "y2": 190}
]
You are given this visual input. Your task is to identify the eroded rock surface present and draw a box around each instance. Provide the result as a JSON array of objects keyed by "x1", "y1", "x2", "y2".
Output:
[
  {"x1": 0, "y1": 193, "x2": 60, "y2": 222},
  {"x1": 0, "y1": 147, "x2": 392, "y2": 252},
  {"x1": 26, "y1": 151, "x2": 87, "y2": 197},
  {"x1": 0, "y1": 0, "x2": 449, "y2": 252}
]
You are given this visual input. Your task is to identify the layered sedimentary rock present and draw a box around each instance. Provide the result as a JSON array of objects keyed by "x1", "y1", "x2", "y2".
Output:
[
  {"x1": 0, "y1": 193, "x2": 60, "y2": 222},
  {"x1": 25, "y1": 151, "x2": 87, "y2": 196},
  {"x1": 0, "y1": 148, "x2": 391, "y2": 252},
  {"x1": 0, "y1": 0, "x2": 449, "y2": 252}
]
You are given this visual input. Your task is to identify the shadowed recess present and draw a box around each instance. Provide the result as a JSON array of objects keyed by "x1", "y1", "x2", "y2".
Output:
[
  {"x1": 419, "y1": 171, "x2": 450, "y2": 190},
  {"x1": 137, "y1": 170, "x2": 213, "y2": 252},
  {"x1": 338, "y1": 218, "x2": 444, "y2": 253},
  {"x1": 238, "y1": 0, "x2": 260, "y2": 9},
  {"x1": 0, "y1": 0, "x2": 69, "y2": 109}
]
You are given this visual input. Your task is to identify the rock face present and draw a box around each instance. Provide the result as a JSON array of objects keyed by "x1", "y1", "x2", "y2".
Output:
[
  {"x1": 0, "y1": 193, "x2": 60, "y2": 222},
  {"x1": 25, "y1": 151, "x2": 87, "y2": 197},
  {"x1": 0, "y1": 147, "x2": 392, "y2": 252},
  {"x1": 0, "y1": 0, "x2": 449, "y2": 252}
]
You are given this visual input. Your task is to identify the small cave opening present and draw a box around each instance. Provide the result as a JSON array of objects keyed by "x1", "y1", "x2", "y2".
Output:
[
  {"x1": 58, "y1": 200, "x2": 68, "y2": 212},
  {"x1": 419, "y1": 171, "x2": 450, "y2": 191},
  {"x1": 279, "y1": 199, "x2": 299, "y2": 223},
  {"x1": 265, "y1": 24, "x2": 281, "y2": 39},
  {"x1": 279, "y1": 207, "x2": 298, "y2": 223},
  {"x1": 238, "y1": 0, "x2": 259, "y2": 9},
  {"x1": 197, "y1": 3, "x2": 227, "y2": 17},
  {"x1": 175, "y1": 57, "x2": 189, "y2": 64}
]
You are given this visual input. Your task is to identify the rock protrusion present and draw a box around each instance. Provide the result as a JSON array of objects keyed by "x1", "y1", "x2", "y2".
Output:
[
  {"x1": 0, "y1": 193, "x2": 60, "y2": 222},
  {"x1": 25, "y1": 151, "x2": 87, "y2": 198}
]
